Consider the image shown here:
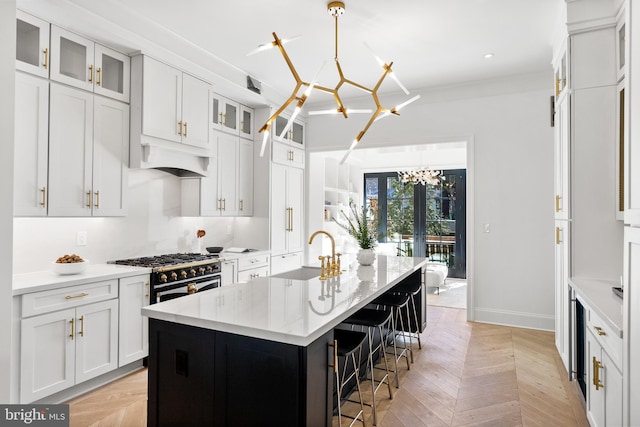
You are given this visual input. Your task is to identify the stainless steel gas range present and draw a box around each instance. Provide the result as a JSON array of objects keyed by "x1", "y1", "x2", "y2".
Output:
[{"x1": 111, "y1": 253, "x2": 222, "y2": 303}]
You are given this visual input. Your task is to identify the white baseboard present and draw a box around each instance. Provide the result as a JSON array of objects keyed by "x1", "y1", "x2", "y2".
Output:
[{"x1": 472, "y1": 307, "x2": 555, "y2": 331}]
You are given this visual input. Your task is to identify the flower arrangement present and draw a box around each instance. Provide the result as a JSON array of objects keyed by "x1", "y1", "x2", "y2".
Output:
[{"x1": 335, "y1": 203, "x2": 378, "y2": 249}]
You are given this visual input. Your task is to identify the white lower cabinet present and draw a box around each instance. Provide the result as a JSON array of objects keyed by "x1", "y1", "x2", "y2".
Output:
[
  {"x1": 237, "y1": 254, "x2": 270, "y2": 282},
  {"x1": 221, "y1": 259, "x2": 238, "y2": 285},
  {"x1": 585, "y1": 305, "x2": 623, "y2": 427},
  {"x1": 271, "y1": 252, "x2": 303, "y2": 275},
  {"x1": 118, "y1": 275, "x2": 150, "y2": 366},
  {"x1": 20, "y1": 298, "x2": 118, "y2": 403}
]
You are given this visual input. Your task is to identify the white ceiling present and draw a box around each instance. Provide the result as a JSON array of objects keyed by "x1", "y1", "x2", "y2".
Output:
[
  {"x1": 17, "y1": 0, "x2": 563, "y2": 165},
  {"x1": 18, "y1": 0, "x2": 563, "y2": 105}
]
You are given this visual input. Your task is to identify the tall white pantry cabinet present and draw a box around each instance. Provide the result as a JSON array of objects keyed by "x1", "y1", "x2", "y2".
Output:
[
  {"x1": 625, "y1": 3, "x2": 640, "y2": 426},
  {"x1": 553, "y1": 2, "x2": 628, "y2": 426}
]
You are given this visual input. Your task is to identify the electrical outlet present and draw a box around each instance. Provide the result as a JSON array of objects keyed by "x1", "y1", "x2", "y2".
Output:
[{"x1": 76, "y1": 231, "x2": 87, "y2": 246}]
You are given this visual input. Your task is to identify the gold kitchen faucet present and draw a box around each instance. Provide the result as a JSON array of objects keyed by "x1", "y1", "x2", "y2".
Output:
[{"x1": 308, "y1": 230, "x2": 342, "y2": 280}]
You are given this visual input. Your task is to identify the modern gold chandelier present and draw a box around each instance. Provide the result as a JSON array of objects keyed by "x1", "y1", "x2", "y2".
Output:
[{"x1": 250, "y1": 1, "x2": 420, "y2": 163}]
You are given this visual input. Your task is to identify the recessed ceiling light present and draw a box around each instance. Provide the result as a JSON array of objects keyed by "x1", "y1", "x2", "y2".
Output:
[{"x1": 484, "y1": 53, "x2": 494, "y2": 59}]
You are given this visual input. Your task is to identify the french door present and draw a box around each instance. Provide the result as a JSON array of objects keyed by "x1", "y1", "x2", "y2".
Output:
[{"x1": 364, "y1": 169, "x2": 466, "y2": 278}]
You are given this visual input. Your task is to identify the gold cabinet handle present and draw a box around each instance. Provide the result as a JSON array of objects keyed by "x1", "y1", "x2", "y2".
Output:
[
  {"x1": 330, "y1": 340, "x2": 338, "y2": 374},
  {"x1": 69, "y1": 318, "x2": 75, "y2": 340},
  {"x1": 178, "y1": 120, "x2": 183, "y2": 136},
  {"x1": 217, "y1": 198, "x2": 221, "y2": 211},
  {"x1": 594, "y1": 326, "x2": 607, "y2": 336},
  {"x1": 42, "y1": 47, "x2": 48, "y2": 69},
  {"x1": 79, "y1": 315, "x2": 85, "y2": 337},
  {"x1": 145, "y1": 281, "x2": 150, "y2": 299},
  {"x1": 555, "y1": 227, "x2": 562, "y2": 245},
  {"x1": 184, "y1": 121, "x2": 188, "y2": 137},
  {"x1": 593, "y1": 356, "x2": 604, "y2": 390},
  {"x1": 239, "y1": 199, "x2": 244, "y2": 212},
  {"x1": 94, "y1": 191, "x2": 100, "y2": 209},
  {"x1": 40, "y1": 187, "x2": 46, "y2": 208},
  {"x1": 555, "y1": 78, "x2": 560, "y2": 96},
  {"x1": 222, "y1": 198, "x2": 226, "y2": 211},
  {"x1": 555, "y1": 194, "x2": 562, "y2": 212},
  {"x1": 219, "y1": 112, "x2": 223, "y2": 125},
  {"x1": 66, "y1": 292, "x2": 89, "y2": 299},
  {"x1": 223, "y1": 113, "x2": 227, "y2": 126},
  {"x1": 88, "y1": 65, "x2": 94, "y2": 83},
  {"x1": 86, "y1": 191, "x2": 92, "y2": 208},
  {"x1": 96, "y1": 67, "x2": 102, "y2": 86},
  {"x1": 240, "y1": 120, "x2": 245, "y2": 133}
]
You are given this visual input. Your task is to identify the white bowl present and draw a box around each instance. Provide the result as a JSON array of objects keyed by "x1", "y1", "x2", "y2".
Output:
[{"x1": 52, "y1": 260, "x2": 88, "y2": 275}]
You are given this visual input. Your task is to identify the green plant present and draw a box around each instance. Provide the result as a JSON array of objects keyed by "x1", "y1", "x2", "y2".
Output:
[{"x1": 334, "y1": 203, "x2": 378, "y2": 249}]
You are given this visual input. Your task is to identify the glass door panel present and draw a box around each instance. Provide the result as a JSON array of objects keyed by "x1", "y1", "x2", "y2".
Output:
[
  {"x1": 387, "y1": 177, "x2": 414, "y2": 256},
  {"x1": 100, "y1": 53, "x2": 124, "y2": 94},
  {"x1": 59, "y1": 37, "x2": 88, "y2": 82}
]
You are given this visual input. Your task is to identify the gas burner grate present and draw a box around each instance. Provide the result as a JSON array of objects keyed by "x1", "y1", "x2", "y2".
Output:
[{"x1": 112, "y1": 253, "x2": 219, "y2": 268}]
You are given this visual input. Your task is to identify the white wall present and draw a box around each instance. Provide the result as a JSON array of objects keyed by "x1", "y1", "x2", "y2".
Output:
[
  {"x1": 13, "y1": 169, "x2": 252, "y2": 274},
  {"x1": 306, "y1": 72, "x2": 556, "y2": 330}
]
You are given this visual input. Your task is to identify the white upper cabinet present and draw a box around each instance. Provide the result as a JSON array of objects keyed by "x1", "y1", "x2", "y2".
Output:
[
  {"x1": 50, "y1": 26, "x2": 130, "y2": 103},
  {"x1": 140, "y1": 56, "x2": 210, "y2": 149},
  {"x1": 48, "y1": 83, "x2": 128, "y2": 217},
  {"x1": 14, "y1": 73, "x2": 49, "y2": 216},
  {"x1": 240, "y1": 105, "x2": 254, "y2": 140},
  {"x1": 16, "y1": 11, "x2": 50, "y2": 78},
  {"x1": 211, "y1": 93, "x2": 239, "y2": 135},
  {"x1": 238, "y1": 139, "x2": 254, "y2": 216},
  {"x1": 273, "y1": 114, "x2": 305, "y2": 147}
]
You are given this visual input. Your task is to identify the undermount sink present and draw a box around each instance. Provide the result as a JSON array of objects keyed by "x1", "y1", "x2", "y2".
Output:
[{"x1": 270, "y1": 266, "x2": 322, "y2": 280}]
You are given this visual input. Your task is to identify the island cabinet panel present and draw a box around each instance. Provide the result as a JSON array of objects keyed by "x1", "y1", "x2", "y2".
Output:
[
  {"x1": 214, "y1": 330, "x2": 332, "y2": 427},
  {"x1": 147, "y1": 320, "x2": 216, "y2": 427},
  {"x1": 148, "y1": 320, "x2": 333, "y2": 427}
]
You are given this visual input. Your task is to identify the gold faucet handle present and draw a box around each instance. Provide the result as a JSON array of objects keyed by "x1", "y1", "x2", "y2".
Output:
[
  {"x1": 318, "y1": 256, "x2": 326, "y2": 279},
  {"x1": 325, "y1": 255, "x2": 333, "y2": 277},
  {"x1": 335, "y1": 253, "x2": 341, "y2": 275}
]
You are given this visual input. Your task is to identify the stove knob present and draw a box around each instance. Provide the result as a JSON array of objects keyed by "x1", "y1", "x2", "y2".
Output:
[
  {"x1": 170, "y1": 272, "x2": 178, "y2": 281},
  {"x1": 190, "y1": 269, "x2": 196, "y2": 277},
  {"x1": 198, "y1": 267, "x2": 205, "y2": 275},
  {"x1": 206, "y1": 266, "x2": 213, "y2": 272},
  {"x1": 160, "y1": 274, "x2": 168, "y2": 283},
  {"x1": 180, "y1": 270, "x2": 188, "y2": 279}
]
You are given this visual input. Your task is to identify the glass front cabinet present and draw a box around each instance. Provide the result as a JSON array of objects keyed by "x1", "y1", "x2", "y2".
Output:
[{"x1": 50, "y1": 26, "x2": 130, "y2": 103}]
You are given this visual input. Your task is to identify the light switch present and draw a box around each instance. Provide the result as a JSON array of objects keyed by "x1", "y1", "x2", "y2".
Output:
[{"x1": 77, "y1": 231, "x2": 87, "y2": 246}]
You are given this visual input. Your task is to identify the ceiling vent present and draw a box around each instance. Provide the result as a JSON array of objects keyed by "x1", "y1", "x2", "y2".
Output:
[{"x1": 247, "y1": 76, "x2": 261, "y2": 94}]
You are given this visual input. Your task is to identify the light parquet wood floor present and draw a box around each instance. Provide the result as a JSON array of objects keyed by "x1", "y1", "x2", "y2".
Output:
[{"x1": 66, "y1": 306, "x2": 589, "y2": 426}]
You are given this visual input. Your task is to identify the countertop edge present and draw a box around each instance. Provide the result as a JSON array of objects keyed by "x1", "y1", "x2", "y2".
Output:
[
  {"x1": 569, "y1": 276, "x2": 623, "y2": 338},
  {"x1": 13, "y1": 265, "x2": 152, "y2": 296}
]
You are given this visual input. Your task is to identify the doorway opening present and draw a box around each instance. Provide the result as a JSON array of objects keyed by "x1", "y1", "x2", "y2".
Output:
[{"x1": 363, "y1": 169, "x2": 466, "y2": 279}]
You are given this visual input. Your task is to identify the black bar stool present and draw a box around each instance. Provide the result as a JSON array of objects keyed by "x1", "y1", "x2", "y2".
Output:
[
  {"x1": 343, "y1": 308, "x2": 394, "y2": 426},
  {"x1": 371, "y1": 293, "x2": 412, "y2": 387},
  {"x1": 333, "y1": 329, "x2": 367, "y2": 427},
  {"x1": 390, "y1": 280, "x2": 423, "y2": 361}
]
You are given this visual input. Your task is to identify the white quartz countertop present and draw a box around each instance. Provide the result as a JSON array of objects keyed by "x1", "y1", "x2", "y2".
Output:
[
  {"x1": 13, "y1": 263, "x2": 152, "y2": 296},
  {"x1": 142, "y1": 255, "x2": 428, "y2": 346},
  {"x1": 570, "y1": 276, "x2": 623, "y2": 337}
]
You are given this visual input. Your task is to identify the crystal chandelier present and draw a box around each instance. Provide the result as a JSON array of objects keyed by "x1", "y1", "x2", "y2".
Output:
[
  {"x1": 250, "y1": 1, "x2": 420, "y2": 163},
  {"x1": 398, "y1": 168, "x2": 444, "y2": 186}
]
